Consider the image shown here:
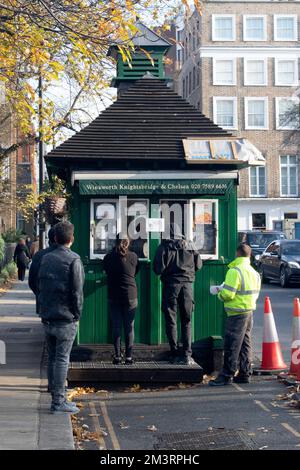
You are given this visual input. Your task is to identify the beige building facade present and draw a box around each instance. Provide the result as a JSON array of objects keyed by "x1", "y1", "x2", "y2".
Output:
[{"x1": 178, "y1": 1, "x2": 300, "y2": 231}]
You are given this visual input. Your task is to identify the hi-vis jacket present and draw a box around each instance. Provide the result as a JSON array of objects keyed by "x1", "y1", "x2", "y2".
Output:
[{"x1": 218, "y1": 257, "x2": 261, "y2": 316}]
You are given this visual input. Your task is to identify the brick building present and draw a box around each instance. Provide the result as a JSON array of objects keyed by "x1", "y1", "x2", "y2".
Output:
[{"x1": 177, "y1": 1, "x2": 300, "y2": 231}]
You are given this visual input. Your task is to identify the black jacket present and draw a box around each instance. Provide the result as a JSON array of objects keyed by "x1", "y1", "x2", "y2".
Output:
[
  {"x1": 153, "y1": 237, "x2": 202, "y2": 284},
  {"x1": 103, "y1": 249, "x2": 139, "y2": 303},
  {"x1": 14, "y1": 244, "x2": 31, "y2": 268},
  {"x1": 28, "y1": 245, "x2": 57, "y2": 313},
  {"x1": 38, "y1": 245, "x2": 85, "y2": 322}
]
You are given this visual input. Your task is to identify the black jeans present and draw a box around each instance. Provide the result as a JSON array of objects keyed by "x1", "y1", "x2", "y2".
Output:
[
  {"x1": 162, "y1": 282, "x2": 194, "y2": 358},
  {"x1": 221, "y1": 312, "x2": 253, "y2": 378},
  {"x1": 110, "y1": 301, "x2": 136, "y2": 358},
  {"x1": 18, "y1": 266, "x2": 26, "y2": 281},
  {"x1": 43, "y1": 321, "x2": 78, "y2": 405}
]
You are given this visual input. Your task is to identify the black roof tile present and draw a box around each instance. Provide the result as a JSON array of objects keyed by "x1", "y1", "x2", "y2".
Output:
[{"x1": 45, "y1": 78, "x2": 231, "y2": 162}]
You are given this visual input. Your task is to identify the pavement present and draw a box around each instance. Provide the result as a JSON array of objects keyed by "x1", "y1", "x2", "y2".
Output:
[{"x1": 0, "y1": 276, "x2": 74, "y2": 450}]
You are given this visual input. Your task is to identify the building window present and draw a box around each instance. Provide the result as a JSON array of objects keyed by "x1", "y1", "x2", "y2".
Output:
[
  {"x1": 243, "y1": 15, "x2": 267, "y2": 41},
  {"x1": 212, "y1": 15, "x2": 236, "y2": 41},
  {"x1": 280, "y1": 155, "x2": 298, "y2": 196},
  {"x1": 284, "y1": 212, "x2": 298, "y2": 219},
  {"x1": 274, "y1": 15, "x2": 298, "y2": 41},
  {"x1": 213, "y1": 59, "x2": 236, "y2": 85},
  {"x1": 213, "y1": 97, "x2": 237, "y2": 129},
  {"x1": 249, "y1": 166, "x2": 266, "y2": 197},
  {"x1": 276, "y1": 98, "x2": 300, "y2": 130},
  {"x1": 275, "y1": 59, "x2": 298, "y2": 86},
  {"x1": 188, "y1": 71, "x2": 192, "y2": 95},
  {"x1": 245, "y1": 97, "x2": 268, "y2": 130},
  {"x1": 196, "y1": 62, "x2": 200, "y2": 87},
  {"x1": 244, "y1": 59, "x2": 267, "y2": 86},
  {"x1": 182, "y1": 78, "x2": 186, "y2": 98},
  {"x1": 252, "y1": 213, "x2": 266, "y2": 230}
]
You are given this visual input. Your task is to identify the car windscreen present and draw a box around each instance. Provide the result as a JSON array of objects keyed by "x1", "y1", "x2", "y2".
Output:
[
  {"x1": 281, "y1": 242, "x2": 300, "y2": 255},
  {"x1": 247, "y1": 233, "x2": 285, "y2": 248}
]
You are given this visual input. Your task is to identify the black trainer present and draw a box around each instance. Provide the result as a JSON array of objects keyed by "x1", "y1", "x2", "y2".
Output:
[
  {"x1": 233, "y1": 375, "x2": 250, "y2": 384},
  {"x1": 113, "y1": 357, "x2": 122, "y2": 365},
  {"x1": 125, "y1": 357, "x2": 134, "y2": 365},
  {"x1": 209, "y1": 375, "x2": 232, "y2": 386}
]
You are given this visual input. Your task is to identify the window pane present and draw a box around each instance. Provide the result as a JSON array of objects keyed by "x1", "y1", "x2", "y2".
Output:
[
  {"x1": 246, "y1": 17, "x2": 265, "y2": 40},
  {"x1": 290, "y1": 167, "x2": 297, "y2": 195},
  {"x1": 126, "y1": 200, "x2": 149, "y2": 259},
  {"x1": 281, "y1": 166, "x2": 288, "y2": 194},
  {"x1": 248, "y1": 100, "x2": 265, "y2": 127},
  {"x1": 215, "y1": 60, "x2": 234, "y2": 83},
  {"x1": 93, "y1": 202, "x2": 117, "y2": 256},
  {"x1": 215, "y1": 17, "x2": 233, "y2": 39},
  {"x1": 216, "y1": 100, "x2": 234, "y2": 127},
  {"x1": 250, "y1": 167, "x2": 258, "y2": 195},
  {"x1": 277, "y1": 60, "x2": 296, "y2": 84},
  {"x1": 278, "y1": 99, "x2": 299, "y2": 128},
  {"x1": 193, "y1": 201, "x2": 217, "y2": 256},
  {"x1": 289, "y1": 155, "x2": 297, "y2": 165},
  {"x1": 277, "y1": 17, "x2": 295, "y2": 40},
  {"x1": 246, "y1": 60, "x2": 265, "y2": 85},
  {"x1": 258, "y1": 167, "x2": 266, "y2": 195}
]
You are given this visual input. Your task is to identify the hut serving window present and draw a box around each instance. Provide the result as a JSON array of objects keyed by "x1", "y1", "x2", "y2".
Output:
[{"x1": 90, "y1": 199, "x2": 149, "y2": 260}]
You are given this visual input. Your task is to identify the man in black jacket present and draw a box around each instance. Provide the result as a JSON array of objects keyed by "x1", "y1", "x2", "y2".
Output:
[
  {"x1": 38, "y1": 221, "x2": 85, "y2": 414},
  {"x1": 28, "y1": 226, "x2": 57, "y2": 312},
  {"x1": 153, "y1": 224, "x2": 202, "y2": 365}
]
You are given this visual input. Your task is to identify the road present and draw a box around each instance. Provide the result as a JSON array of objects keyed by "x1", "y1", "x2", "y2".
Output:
[{"x1": 253, "y1": 283, "x2": 300, "y2": 362}]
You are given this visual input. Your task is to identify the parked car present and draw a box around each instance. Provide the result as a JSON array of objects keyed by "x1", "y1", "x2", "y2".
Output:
[
  {"x1": 258, "y1": 239, "x2": 300, "y2": 287},
  {"x1": 238, "y1": 230, "x2": 287, "y2": 267}
]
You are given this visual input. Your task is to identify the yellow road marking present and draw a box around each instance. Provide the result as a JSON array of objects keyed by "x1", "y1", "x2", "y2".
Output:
[
  {"x1": 100, "y1": 400, "x2": 121, "y2": 450},
  {"x1": 89, "y1": 401, "x2": 107, "y2": 450},
  {"x1": 281, "y1": 422, "x2": 300, "y2": 438},
  {"x1": 254, "y1": 400, "x2": 271, "y2": 413}
]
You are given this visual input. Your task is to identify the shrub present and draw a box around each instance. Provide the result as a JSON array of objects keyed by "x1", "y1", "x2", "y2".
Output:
[
  {"x1": 2, "y1": 229, "x2": 24, "y2": 243},
  {"x1": 0, "y1": 236, "x2": 4, "y2": 263},
  {"x1": 0, "y1": 267, "x2": 10, "y2": 283},
  {"x1": 6, "y1": 262, "x2": 17, "y2": 278}
]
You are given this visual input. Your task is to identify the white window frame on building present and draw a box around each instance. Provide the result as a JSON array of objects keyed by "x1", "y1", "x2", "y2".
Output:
[
  {"x1": 245, "y1": 97, "x2": 268, "y2": 130},
  {"x1": 274, "y1": 15, "x2": 298, "y2": 41},
  {"x1": 280, "y1": 155, "x2": 298, "y2": 197},
  {"x1": 213, "y1": 96, "x2": 238, "y2": 130},
  {"x1": 276, "y1": 97, "x2": 300, "y2": 130},
  {"x1": 275, "y1": 58, "x2": 298, "y2": 86},
  {"x1": 249, "y1": 166, "x2": 267, "y2": 197},
  {"x1": 244, "y1": 58, "x2": 268, "y2": 86},
  {"x1": 243, "y1": 15, "x2": 267, "y2": 41},
  {"x1": 213, "y1": 58, "x2": 237, "y2": 85},
  {"x1": 212, "y1": 14, "x2": 236, "y2": 41}
]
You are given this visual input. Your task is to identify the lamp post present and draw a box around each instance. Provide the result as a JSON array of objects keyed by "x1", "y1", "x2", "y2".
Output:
[{"x1": 38, "y1": 70, "x2": 45, "y2": 250}]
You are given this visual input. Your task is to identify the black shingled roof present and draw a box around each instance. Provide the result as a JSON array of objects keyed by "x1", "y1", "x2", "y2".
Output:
[{"x1": 45, "y1": 77, "x2": 231, "y2": 162}]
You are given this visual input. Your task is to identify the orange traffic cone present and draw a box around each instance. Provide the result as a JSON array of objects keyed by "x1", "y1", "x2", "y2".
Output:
[
  {"x1": 260, "y1": 297, "x2": 287, "y2": 371},
  {"x1": 289, "y1": 298, "x2": 300, "y2": 375}
]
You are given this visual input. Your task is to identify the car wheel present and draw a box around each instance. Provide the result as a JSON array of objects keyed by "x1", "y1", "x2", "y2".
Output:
[
  {"x1": 259, "y1": 265, "x2": 268, "y2": 284},
  {"x1": 280, "y1": 266, "x2": 289, "y2": 288}
]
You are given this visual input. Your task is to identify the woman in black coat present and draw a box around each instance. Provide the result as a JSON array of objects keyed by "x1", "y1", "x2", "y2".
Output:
[
  {"x1": 103, "y1": 235, "x2": 139, "y2": 365},
  {"x1": 13, "y1": 238, "x2": 31, "y2": 281}
]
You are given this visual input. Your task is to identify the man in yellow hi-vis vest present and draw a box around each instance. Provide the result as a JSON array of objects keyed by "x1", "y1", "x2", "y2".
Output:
[{"x1": 209, "y1": 244, "x2": 261, "y2": 386}]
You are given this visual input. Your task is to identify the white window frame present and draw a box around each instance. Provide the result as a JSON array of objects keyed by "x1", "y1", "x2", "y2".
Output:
[
  {"x1": 244, "y1": 58, "x2": 268, "y2": 86},
  {"x1": 249, "y1": 166, "x2": 267, "y2": 197},
  {"x1": 213, "y1": 96, "x2": 238, "y2": 130},
  {"x1": 190, "y1": 199, "x2": 219, "y2": 260},
  {"x1": 280, "y1": 155, "x2": 298, "y2": 197},
  {"x1": 274, "y1": 15, "x2": 298, "y2": 41},
  {"x1": 276, "y1": 97, "x2": 300, "y2": 130},
  {"x1": 90, "y1": 198, "x2": 150, "y2": 260},
  {"x1": 275, "y1": 58, "x2": 298, "y2": 86},
  {"x1": 212, "y1": 15, "x2": 236, "y2": 41},
  {"x1": 213, "y1": 58, "x2": 237, "y2": 85},
  {"x1": 243, "y1": 15, "x2": 267, "y2": 41},
  {"x1": 245, "y1": 97, "x2": 268, "y2": 130}
]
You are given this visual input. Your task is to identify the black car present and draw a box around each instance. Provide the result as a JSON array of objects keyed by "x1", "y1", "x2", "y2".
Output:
[
  {"x1": 238, "y1": 230, "x2": 286, "y2": 267},
  {"x1": 259, "y1": 239, "x2": 300, "y2": 287}
]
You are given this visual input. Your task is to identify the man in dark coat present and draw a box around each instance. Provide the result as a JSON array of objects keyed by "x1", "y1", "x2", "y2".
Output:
[
  {"x1": 38, "y1": 221, "x2": 85, "y2": 414},
  {"x1": 13, "y1": 238, "x2": 30, "y2": 281},
  {"x1": 28, "y1": 227, "x2": 57, "y2": 309},
  {"x1": 153, "y1": 224, "x2": 202, "y2": 365}
]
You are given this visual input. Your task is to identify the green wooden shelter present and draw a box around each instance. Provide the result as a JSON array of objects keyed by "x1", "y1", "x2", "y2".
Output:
[{"x1": 45, "y1": 22, "x2": 264, "y2": 364}]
